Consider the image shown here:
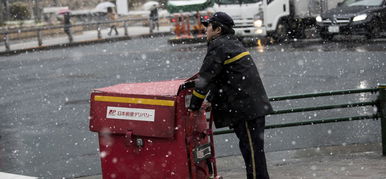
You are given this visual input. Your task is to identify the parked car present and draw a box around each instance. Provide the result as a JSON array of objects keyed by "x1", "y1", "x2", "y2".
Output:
[{"x1": 316, "y1": 0, "x2": 386, "y2": 40}]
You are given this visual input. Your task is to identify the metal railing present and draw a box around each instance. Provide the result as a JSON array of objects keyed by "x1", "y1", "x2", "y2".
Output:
[
  {"x1": 1, "y1": 17, "x2": 157, "y2": 52},
  {"x1": 213, "y1": 84, "x2": 386, "y2": 156}
]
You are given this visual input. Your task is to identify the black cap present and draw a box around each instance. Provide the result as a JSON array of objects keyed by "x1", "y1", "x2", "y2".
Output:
[{"x1": 201, "y1": 12, "x2": 234, "y2": 28}]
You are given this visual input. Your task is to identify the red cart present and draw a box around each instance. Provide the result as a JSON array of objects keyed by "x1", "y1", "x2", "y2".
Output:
[{"x1": 89, "y1": 78, "x2": 221, "y2": 179}]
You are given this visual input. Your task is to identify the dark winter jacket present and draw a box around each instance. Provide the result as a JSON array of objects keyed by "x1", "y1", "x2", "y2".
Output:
[
  {"x1": 189, "y1": 34, "x2": 273, "y2": 128},
  {"x1": 150, "y1": 8, "x2": 158, "y2": 20},
  {"x1": 63, "y1": 13, "x2": 72, "y2": 31}
]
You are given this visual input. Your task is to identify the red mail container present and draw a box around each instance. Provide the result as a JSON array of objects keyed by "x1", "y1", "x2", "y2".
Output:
[
  {"x1": 89, "y1": 79, "x2": 217, "y2": 179},
  {"x1": 90, "y1": 81, "x2": 179, "y2": 138}
]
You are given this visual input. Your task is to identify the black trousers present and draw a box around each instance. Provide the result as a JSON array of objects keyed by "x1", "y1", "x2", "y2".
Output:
[
  {"x1": 108, "y1": 25, "x2": 118, "y2": 35},
  {"x1": 233, "y1": 117, "x2": 269, "y2": 179}
]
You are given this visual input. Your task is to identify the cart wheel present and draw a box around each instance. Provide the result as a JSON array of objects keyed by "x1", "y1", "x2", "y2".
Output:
[
  {"x1": 366, "y1": 18, "x2": 381, "y2": 39},
  {"x1": 274, "y1": 20, "x2": 289, "y2": 42}
]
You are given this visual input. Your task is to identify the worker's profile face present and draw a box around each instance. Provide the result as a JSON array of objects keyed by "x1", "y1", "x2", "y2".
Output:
[{"x1": 206, "y1": 23, "x2": 221, "y2": 41}]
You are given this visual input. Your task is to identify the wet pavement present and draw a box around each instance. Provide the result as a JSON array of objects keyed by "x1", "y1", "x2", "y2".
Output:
[
  {"x1": 1, "y1": 35, "x2": 385, "y2": 178},
  {"x1": 77, "y1": 143, "x2": 386, "y2": 179},
  {"x1": 220, "y1": 143, "x2": 386, "y2": 179}
]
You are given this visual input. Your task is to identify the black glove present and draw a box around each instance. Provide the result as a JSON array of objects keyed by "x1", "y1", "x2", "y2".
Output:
[{"x1": 189, "y1": 95, "x2": 204, "y2": 111}]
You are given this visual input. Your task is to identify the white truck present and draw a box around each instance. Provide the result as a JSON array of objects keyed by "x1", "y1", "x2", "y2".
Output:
[
  {"x1": 211, "y1": 0, "x2": 266, "y2": 41},
  {"x1": 167, "y1": 0, "x2": 266, "y2": 42},
  {"x1": 258, "y1": 0, "x2": 343, "y2": 41}
]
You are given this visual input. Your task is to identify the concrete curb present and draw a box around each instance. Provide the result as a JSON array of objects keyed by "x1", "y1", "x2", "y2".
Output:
[
  {"x1": 3, "y1": 32, "x2": 386, "y2": 57},
  {"x1": 0, "y1": 32, "x2": 172, "y2": 56}
]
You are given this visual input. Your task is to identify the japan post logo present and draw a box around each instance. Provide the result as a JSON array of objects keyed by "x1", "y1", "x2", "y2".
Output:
[{"x1": 106, "y1": 106, "x2": 155, "y2": 122}]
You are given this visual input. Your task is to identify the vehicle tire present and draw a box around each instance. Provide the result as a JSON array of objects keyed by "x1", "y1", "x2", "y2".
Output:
[
  {"x1": 320, "y1": 33, "x2": 333, "y2": 41},
  {"x1": 293, "y1": 22, "x2": 306, "y2": 39},
  {"x1": 366, "y1": 19, "x2": 381, "y2": 39},
  {"x1": 295, "y1": 27, "x2": 306, "y2": 39},
  {"x1": 274, "y1": 20, "x2": 289, "y2": 42}
]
